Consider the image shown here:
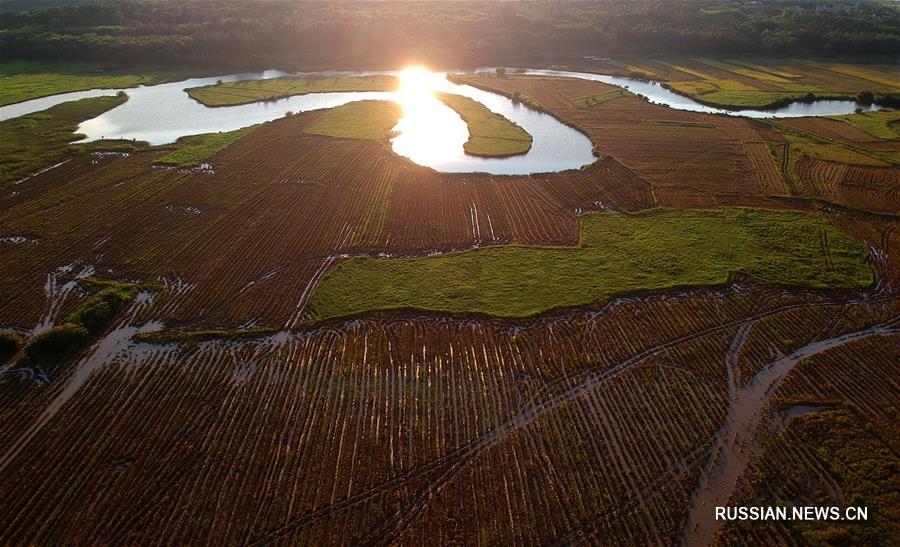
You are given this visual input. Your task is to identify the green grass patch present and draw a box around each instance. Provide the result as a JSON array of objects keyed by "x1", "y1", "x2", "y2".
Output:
[
  {"x1": 155, "y1": 124, "x2": 261, "y2": 168},
  {"x1": 822, "y1": 64, "x2": 900, "y2": 88},
  {"x1": 0, "y1": 94, "x2": 128, "y2": 187},
  {"x1": 304, "y1": 100, "x2": 401, "y2": 142},
  {"x1": 187, "y1": 75, "x2": 398, "y2": 107},
  {"x1": 311, "y1": 208, "x2": 872, "y2": 319},
  {"x1": 675, "y1": 88, "x2": 848, "y2": 109},
  {"x1": 574, "y1": 89, "x2": 625, "y2": 108},
  {"x1": 775, "y1": 124, "x2": 897, "y2": 170},
  {"x1": 73, "y1": 139, "x2": 150, "y2": 154},
  {"x1": 509, "y1": 91, "x2": 544, "y2": 111},
  {"x1": 435, "y1": 92, "x2": 532, "y2": 157},
  {"x1": 828, "y1": 111, "x2": 900, "y2": 141},
  {"x1": 0, "y1": 61, "x2": 189, "y2": 106},
  {"x1": 64, "y1": 284, "x2": 139, "y2": 334}
]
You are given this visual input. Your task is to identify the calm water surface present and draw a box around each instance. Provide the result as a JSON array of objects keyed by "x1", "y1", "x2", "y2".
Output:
[
  {"x1": 517, "y1": 68, "x2": 881, "y2": 118},
  {"x1": 0, "y1": 67, "x2": 883, "y2": 175}
]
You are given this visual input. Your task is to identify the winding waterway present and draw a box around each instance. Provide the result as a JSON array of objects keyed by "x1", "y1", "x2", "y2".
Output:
[
  {"x1": 0, "y1": 67, "x2": 882, "y2": 175},
  {"x1": 519, "y1": 68, "x2": 881, "y2": 118}
]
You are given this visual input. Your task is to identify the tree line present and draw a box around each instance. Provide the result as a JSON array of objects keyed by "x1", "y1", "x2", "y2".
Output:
[{"x1": 2, "y1": 1, "x2": 898, "y2": 68}]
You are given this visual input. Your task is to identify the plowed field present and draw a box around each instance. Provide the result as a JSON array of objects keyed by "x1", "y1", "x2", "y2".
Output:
[{"x1": 1, "y1": 71, "x2": 898, "y2": 545}]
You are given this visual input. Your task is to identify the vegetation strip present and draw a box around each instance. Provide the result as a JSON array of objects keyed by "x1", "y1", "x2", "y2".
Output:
[
  {"x1": 187, "y1": 75, "x2": 399, "y2": 107},
  {"x1": 25, "y1": 281, "x2": 139, "y2": 360},
  {"x1": 578, "y1": 57, "x2": 900, "y2": 110},
  {"x1": 0, "y1": 61, "x2": 190, "y2": 106},
  {"x1": 0, "y1": 94, "x2": 130, "y2": 187},
  {"x1": 303, "y1": 100, "x2": 401, "y2": 142},
  {"x1": 311, "y1": 208, "x2": 872, "y2": 318},
  {"x1": 155, "y1": 124, "x2": 261, "y2": 168},
  {"x1": 827, "y1": 111, "x2": 900, "y2": 141},
  {"x1": 435, "y1": 92, "x2": 532, "y2": 157}
]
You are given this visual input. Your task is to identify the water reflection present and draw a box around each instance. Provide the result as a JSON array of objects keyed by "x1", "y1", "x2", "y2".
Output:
[
  {"x1": 390, "y1": 67, "x2": 596, "y2": 174},
  {"x1": 390, "y1": 67, "x2": 470, "y2": 167},
  {"x1": 0, "y1": 66, "x2": 888, "y2": 175},
  {"x1": 516, "y1": 68, "x2": 882, "y2": 118}
]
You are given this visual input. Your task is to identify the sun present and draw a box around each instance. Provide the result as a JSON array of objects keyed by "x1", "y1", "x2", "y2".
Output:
[{"x1": 397, "y1": 66, "x2": 436, "y2": 98}]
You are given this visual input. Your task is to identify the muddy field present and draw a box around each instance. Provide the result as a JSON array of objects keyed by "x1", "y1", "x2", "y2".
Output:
[
  {"x1": 0, "y1": 106, "x2": 651, "y2": 329},
  {"x1": 455, "y1": 75, "x2": 899, "y2": 210},
  {"x1": 2, "y1": 286, "x2": 898, "y2": 544},
  {"x1": 1, "y1": 73, "x2": 899, "y2": 544}
]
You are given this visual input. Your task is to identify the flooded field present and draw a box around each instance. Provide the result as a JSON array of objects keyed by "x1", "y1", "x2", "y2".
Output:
[{"x1": 1, "y1": 63, "x2": 898, "y2": 545}]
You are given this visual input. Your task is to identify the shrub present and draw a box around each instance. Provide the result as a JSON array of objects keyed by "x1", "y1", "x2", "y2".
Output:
[
  {"x1": 65, "y1": 285, "x2": 138, "y2": 333},
  {"x1": 0, "y1": 330, "x2": 23, "y2": 357},
  {"x1": 874, "y1": 93, "x2": 900, "y2": 108},
  {"x1": 856, "y1": 91, "x2": 874, "y2": 104},
  {"x1": 25, "y1": 324, "x2": 89, "y2": 358}
]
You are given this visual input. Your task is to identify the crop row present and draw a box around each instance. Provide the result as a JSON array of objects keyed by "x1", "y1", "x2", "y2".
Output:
[
  {"x1": 796, "y1": 157, "x2": 900, "y2": 214},
  {"x1": 2, "y1": 284, "x2": 896, "y2": 544},
  {"x1": 717, "y1": 334, "x2": 899, "y2": 544},
  {"x1": 453, "y1": 75, "x2": 796, "y2": 209},
  {"x1": 0, "y1": 112, "x2": 655, "y2": 329}
]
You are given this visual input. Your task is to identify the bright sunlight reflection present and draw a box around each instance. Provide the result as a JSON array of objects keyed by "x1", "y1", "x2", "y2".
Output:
[
  {"x1": 391, "y1": 66, "x2": 470, "y2": 165},
  {"x1": 397, "y1": 66, "x2": 437, "y2": 103}
]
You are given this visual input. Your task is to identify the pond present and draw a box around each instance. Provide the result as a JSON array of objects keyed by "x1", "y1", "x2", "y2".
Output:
[{"x1": 0, "y1": 67, "x2": 882, "y2": 175}]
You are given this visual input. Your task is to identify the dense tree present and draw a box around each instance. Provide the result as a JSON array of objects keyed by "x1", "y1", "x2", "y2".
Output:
[{"x1": 1, "y1": 1, "x2": 898, "y2": 68}]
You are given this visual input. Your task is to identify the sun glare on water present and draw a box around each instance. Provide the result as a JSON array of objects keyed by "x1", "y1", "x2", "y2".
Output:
[
  {"x1": 391, "y1": 66, "x2": 469, "y2": 164},
  {"x1": 397, "y1": 66, "x2": 439, "y2": 110}
]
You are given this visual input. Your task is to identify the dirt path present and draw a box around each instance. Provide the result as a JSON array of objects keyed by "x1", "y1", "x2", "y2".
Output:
[
  {"x1": 681, "y1": 315, "x2": 900, "y2": 546},
  {"x1": 251, "y1": 294, "x2": 897, "y2": 545}
]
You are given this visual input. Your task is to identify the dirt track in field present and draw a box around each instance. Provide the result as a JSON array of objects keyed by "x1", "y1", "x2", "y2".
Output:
[
  {"x1": 2, "y1": 74, "x2": 899, "y2": 544},
  {"x1": 0, "y1": 107, "x2": 653, "y2": 329},
  {"x1": 2, "y1": 283, "x2": 898, "y2": 544}
]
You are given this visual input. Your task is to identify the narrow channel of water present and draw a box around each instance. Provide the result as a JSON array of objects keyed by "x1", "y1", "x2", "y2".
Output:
[
  {"x1": 515, "y1": 68, "x2": 882, "y2": 118},
  {"x1": 0, "y1": 66, "x2": 884, "y2": 175}
]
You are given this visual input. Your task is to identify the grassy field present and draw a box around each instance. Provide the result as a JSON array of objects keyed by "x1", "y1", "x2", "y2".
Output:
[
  {"x1": 155, "y1": 125, "x2": 261, "y2": 168},
  {"x1": 303, "y1": 100, "x2": 401, "y2": 141},
  {"x1": 574, "y1": 89, "x2": 626, "y2": 108},
  {"x1": 1, "y1": 66, "x2": 899, "y2": 546},
  {"x1": 187, "y1": 75, "x2": 398, "y2": 106},
  {"x1": 510, "y1": 90, "x2": 544, "y2": 111},
  {"x1": 774, "y1": 123, "x2": 897, "y2": 176},
  {"x1": 0, "y1": 61, "x2": 189, "y2": 106},
  {"x1": 435, "y1": 92, "x2": 532, "y2": 157},
  {"x1": 677, "y1": 88, "x2": 850, "y2": 108},
  {"x1": 577, "y1": 58, "x2": 900, "y2": 109},
  {"x1": 828, "y1": 110, "x2": 900, "y2": 141},
  {"x1": 156, "y1": 99, "x2": 402, "y2": 168},
  {"x1": 0, "y1": 94, "x2": 129, "y2": 187},
  {"x1": 311, "y1": 208, "x2": 872, "y2": 318}
]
